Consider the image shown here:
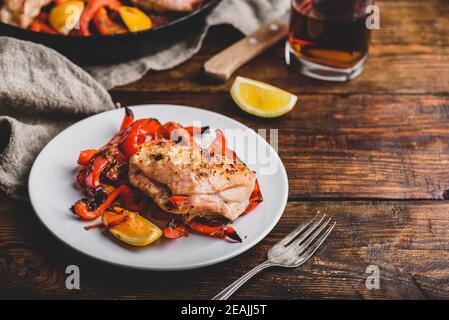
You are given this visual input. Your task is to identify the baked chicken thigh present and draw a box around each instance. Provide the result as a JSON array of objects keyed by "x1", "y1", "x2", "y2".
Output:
[{"x1": 129, "y1": 125, "x2": 256, "y2": 222}]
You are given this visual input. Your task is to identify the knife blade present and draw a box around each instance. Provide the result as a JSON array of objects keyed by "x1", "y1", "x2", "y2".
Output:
[{"x1": 204, "y1": 13, "x2": 290, "y2": 83}]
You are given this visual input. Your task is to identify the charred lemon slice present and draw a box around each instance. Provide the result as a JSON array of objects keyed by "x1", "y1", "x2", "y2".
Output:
[
  {"x1": 102, "y1": 208, "x2": 162, "y2": 246},
  {"x1": 49, "y1": 1, "x2": 84, "y2": 35},
  {"x1": 119, "y1": 6, "x2": 152, "y2": 32},
  {"x1": 230, "y1": 76, "x2": 298, "y2": 118}
]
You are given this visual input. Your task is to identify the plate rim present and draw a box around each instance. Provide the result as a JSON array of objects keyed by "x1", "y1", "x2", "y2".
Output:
[{"x1": 28, "y1": 104, "x2": 289, "y2": 271}]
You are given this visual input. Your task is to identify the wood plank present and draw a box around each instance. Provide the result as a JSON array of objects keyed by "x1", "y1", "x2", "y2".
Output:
[
  {"x1": 112, "y1": 0, "x2": 449, "y2": 95},
  {"x1": 1, "y1": 198, "x2": 449, "y2": 299},
  {"x1": 111, "y1": 92, "x2": 449, "y2": 200}
]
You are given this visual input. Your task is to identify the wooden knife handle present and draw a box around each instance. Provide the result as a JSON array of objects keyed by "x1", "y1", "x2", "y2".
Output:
[{"x1": 204, "y1": 19, "x2": 289, "y2": 82}]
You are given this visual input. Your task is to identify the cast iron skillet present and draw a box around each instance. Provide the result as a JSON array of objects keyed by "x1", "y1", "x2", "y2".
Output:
[{"x1": 0, "y1": 0, "x2": 222, "y2": 65}]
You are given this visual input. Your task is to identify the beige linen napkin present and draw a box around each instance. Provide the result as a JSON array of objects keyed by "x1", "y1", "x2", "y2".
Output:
[{"x1": 0, "y1": 38, "x2": 116, "y2": 199}]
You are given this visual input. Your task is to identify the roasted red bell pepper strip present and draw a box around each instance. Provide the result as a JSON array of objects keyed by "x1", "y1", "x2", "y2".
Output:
[
  {"x1": 102, "y1": 208, "x2": 130, "y2": 228},
  {"x1": 120, "y1": 107, "x2": 134, "y2": 130},
  {"x1": 83, "y1": 222, "x2": 104, "y2": 230},
  {"x1": 169, "y1": 195, "x2": 186, "y2": 208},
  {"x1": 184, "y1": 126, "x2": 209, "y2": 136},
  {"x1": 116, "y1": 185, "x2": 140, "y2": 211},
  {"x1": 84, "y1": 207, "x2": 129, "y2": 230},
  {"x1": 120, "y1": 118, "x2": 161, "y2": 157},
  {"x1": 93, "y1": 7, "x2": 127, "y2": 35},
  {"x1": 77, "y1": 0, "x2": 121, "y2": 36},
  {"x1": 84, "y1": 155, "x2": 109, "y2": 189},
  {"x1": 207, "y1": 128, "x2": 227, "y2": 157},
  {"x1": 157, "y1": 122, "x2": 180, "y2": 140},
  {"x1": 36, "y1": 12, "x2": 50, "y2": 21},
  {"x1": 142, "y1": 119, "x2": 162, "y2": 135},
  {"x1": 72, "y1": 185, "x2": 132, "y2": 220},
  {"x1": 120, "y1": 121, "x2": 147, "y2": 157},
  {"x1": 164, "y1": 220, "x2": 188, "y2": 239},
  {"x1": 244, "y1": 179, "x2": 263, "y2": 214},
  {"x1": 77, "y1": 149, "x2": 98, "y2": 166},
  {"x1": 188, "y1": 220, "x2": 242, "y2": 243},
  {"x1": 76, "y1": 167, "x2": 87, "y2": 188},
  {"x1": 244, "y1": 201, "x2": 261, "y2": 215},
  {"x1": 204, "y1": 128, "x2": 241, "y2": 160},
  {"x1": 29, "y1": 20, "x2": 58, "y2": 34},
  {"x1": 105, "y1": 165, "x2": 120, "y2": 181}
]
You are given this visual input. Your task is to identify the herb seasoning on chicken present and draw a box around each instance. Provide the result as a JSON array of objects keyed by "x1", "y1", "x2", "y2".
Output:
[{"x1": 129, "y1": 129, "x2": 257, "y2": 222}]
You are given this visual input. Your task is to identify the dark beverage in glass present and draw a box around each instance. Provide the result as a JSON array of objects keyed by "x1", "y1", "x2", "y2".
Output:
[{"x1": 286, "y1": 0, "x2": 373, "y2": 81}]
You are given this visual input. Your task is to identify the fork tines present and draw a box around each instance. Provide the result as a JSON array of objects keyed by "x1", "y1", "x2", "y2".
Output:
[{"x1": 271, "y1": 212, "x2": 335, "y2": 266}]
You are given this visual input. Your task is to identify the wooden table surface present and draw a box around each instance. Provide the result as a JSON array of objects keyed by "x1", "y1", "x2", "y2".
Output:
[{"x1": 2, "y1": 0, "x2": 449, "y2": 299}]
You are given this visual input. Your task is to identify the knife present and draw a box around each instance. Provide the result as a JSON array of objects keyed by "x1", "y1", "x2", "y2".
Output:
[{"x1": 204, "y1": 13, "x2": 290, "y2": 82}]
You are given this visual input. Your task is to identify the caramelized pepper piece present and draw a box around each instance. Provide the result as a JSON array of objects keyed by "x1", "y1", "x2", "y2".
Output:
[
  {"x1": 120, "y1": 107, "x2": 135, "y2": 130},
  {"x1": 72, "y1": 185, "x2": 132, "y2": 220},
  {"x1": 93, "y1": 7, "x2": 127, "y2": 35},
  {"x1": 184, "y1": 125, "x2": 209, "y2": 136},
  {"x1": 77, "y1": 149, "x2": 98, "y2": 166},
  {"x1": 164, "y1": 219, "x2": 188, "y2": 239},
  {"x1": 244, "y1": 179, "x2": 263, "y2": 214},
  {"x1": 120, "y1": 118, "x2": 161, "y2": 157},
  {"x1": 84, "y1": 155, "x2": 109, "y2": 189},
  {"x1": 29, "y1": 20, "x2": 58, "y2": 34},
  {"x1": 77, "y1": 0, "x2": 121, "y2": 36},
  {"x1": 188, "y1": 220, "x2": 242, "y2": 243}
]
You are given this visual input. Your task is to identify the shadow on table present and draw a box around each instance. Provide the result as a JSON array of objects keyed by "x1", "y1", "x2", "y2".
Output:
[{"x1": 0, "y1": 197, "x2": 278, "y2": 299}]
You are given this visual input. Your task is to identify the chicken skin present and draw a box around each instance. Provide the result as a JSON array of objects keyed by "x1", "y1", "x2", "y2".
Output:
[
  {"x1": 128, "y1": 128, "x2": 256, "y2": 222},
  {"x1": 130, "y1": 0, "x2": 204, "y2": 13}
]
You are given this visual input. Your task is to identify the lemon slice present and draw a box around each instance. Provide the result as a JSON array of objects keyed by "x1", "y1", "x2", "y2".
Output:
[
  {"x1": 102, "y1": 209, "x2": 162, "y2": 246},
  {"x1": 230, "y1": 76, "x2": 298, "y2": 118}
]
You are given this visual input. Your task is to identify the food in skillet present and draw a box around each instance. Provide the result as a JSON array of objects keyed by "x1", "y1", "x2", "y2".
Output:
[
  {"x1": 0, "y1": 0, "x2": 204, "y2": 35},
  {"x1": 132, "y1": 0, "x2": 203, "y2": 12},
  {"x1": 71, "y1": 108, "x2": 263, "y2": 247}
]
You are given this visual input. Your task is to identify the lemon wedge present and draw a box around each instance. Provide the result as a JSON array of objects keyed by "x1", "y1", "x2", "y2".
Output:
[
  {"x1": 102, "y1": 208, "x2": 162, "y2": 246},
  {"x1": 119, "y1": 6, "x2": 152, "y2": 32},
  {"x1": 49, "y1": 1, "x2": 84, "y2": 35},
  {"x1": 230, "y1": 76, "x2": 298, "y2": 118}
]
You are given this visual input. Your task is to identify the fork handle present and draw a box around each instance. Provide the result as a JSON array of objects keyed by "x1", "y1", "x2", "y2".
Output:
[{"x1": 212, "y1": 261, "x2": 274, "y2": 300}]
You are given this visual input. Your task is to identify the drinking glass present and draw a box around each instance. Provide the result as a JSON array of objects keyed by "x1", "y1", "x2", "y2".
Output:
[{"x1": 285, "y1": 0, "x2": 374, "y2": 81}]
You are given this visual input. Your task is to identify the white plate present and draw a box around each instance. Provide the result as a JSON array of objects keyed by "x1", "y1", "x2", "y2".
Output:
[{"x1": 28, "y1": 105, "x2": 288, "y2": 270}]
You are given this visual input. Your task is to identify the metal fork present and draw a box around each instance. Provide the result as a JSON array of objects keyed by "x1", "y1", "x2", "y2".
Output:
[{"x1": 212, "y1": 213, "x2": 335, "y2": 300}]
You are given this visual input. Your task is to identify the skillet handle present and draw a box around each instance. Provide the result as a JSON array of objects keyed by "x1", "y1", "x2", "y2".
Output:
[{"x1": 203, "y1": 19, "x2": 289, "y2": 82}]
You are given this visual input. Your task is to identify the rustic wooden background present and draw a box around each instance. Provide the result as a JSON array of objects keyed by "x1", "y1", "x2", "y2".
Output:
[{"x1": 2, "y1": 0, "x2": 449, "y2": 299}]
